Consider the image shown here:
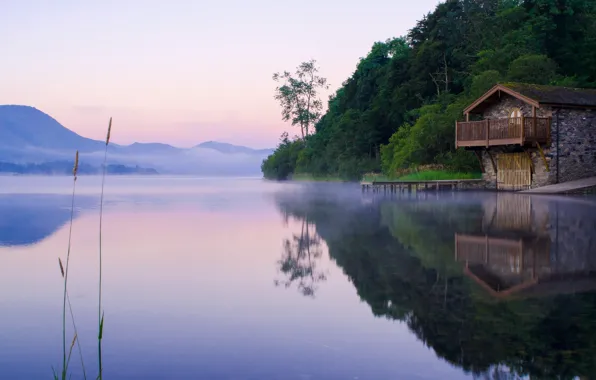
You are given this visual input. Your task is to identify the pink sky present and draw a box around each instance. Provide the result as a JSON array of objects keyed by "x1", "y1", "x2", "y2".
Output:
[{"x1": 1, "y1": 0, "x2": 440, "y2": 149}]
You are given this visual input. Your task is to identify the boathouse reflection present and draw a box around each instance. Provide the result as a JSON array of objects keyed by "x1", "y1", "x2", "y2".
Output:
[{"x1": 455, "y1": 194, "x2": 596, "y2": 298}]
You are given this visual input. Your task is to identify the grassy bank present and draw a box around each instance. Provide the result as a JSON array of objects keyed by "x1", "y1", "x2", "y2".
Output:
[
  {"x1": 290, "y1": 173, "x2": 346, "y2": 182},
  {"x1": 399, "y1": 170, "x2": 482, "y2": 181},
  {"x1": 362, "y1": 170, "x2": 482, "y2": 182}
]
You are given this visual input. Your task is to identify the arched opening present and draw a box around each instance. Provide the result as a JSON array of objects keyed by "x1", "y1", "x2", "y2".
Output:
[
  {"x1": 508, "y1": 107, "x2": 523, "y2": 138},
  {"x1": 509, "y1": 108, "x2": 522, "y2": 119}
]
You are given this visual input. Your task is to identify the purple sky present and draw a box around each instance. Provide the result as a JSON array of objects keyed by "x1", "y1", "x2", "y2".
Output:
[{"x1": 1, "y1": 0, "x2": 440, "y2": 149}]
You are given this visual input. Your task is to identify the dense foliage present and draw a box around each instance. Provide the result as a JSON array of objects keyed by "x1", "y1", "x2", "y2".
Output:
[{"x1": 262, "y1": 0, "x2": 596, "y2": 180}]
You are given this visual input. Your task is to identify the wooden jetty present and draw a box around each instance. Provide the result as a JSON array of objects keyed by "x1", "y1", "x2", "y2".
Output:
[{"x1": 361, "y1": 179, "x2": 483, "y2": 193}]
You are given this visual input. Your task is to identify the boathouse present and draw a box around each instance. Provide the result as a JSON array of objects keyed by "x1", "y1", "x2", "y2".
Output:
[{"x1": 456, "y1": 83, "x2": 596, "y2": 190}]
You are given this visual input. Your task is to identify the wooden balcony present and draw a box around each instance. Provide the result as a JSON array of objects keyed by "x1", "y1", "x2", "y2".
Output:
[{"x1": 456, "y1": 117, "x2": 551, "y2": 148}]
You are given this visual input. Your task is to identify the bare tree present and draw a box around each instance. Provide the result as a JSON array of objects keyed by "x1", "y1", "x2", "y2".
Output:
[{"x1": 273, "y1": 59, "x2": 329, "y2": 139}]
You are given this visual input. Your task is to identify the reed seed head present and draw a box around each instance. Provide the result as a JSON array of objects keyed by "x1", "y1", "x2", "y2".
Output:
[
  {"x1": 58, "y1": 258, "x2": 65, "y2": 277},
  {"x1": 106, "y1": 117, "x2": 112, "y2": 145},
  {"x1": 73, "y1": 151, "x2": 79, "y2": 178}
]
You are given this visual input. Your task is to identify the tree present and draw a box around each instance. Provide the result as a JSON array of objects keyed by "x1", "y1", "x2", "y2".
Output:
[
  {"x1": 507, "y1": 54, "x2": 558, "y2": 85},
  {"x1": 261, "y1": 132, "x2": 305, "y2": 180},
  {"x1": 272, "y1": 59, "x2": 329, "y2": 139},
  {"x1": 274, "y1": 217, "x2": 327, "y2": 297},
  {"x1": 262, "y1": 0, "x2": 596, "y2": 181}
]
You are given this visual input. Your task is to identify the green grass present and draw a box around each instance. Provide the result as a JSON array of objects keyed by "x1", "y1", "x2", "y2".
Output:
[
  {"x1": 398, "y1": 170, "x2": 482, "y2": 181},
  {"x1": 361, "y1": 173, "x2": 392, "y2": 182},
  {"x1": 362, "y1": 170, "x2": 482, "y2": 182},
  {"x1": 290, "y1": 173, "x2": 346, "y2": 182}
]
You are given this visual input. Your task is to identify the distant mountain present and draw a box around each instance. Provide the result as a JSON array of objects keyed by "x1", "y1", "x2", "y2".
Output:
[
  {"x1": 0, "y1": 104, "x2": 273, "y2": 176},
  {"x1": 0, "y1": 105, "x2": 105, "y2": 151},
  {"x1": 195, "y1": 141, "x2": 274, "y2": 156},
  {"x1": 121, "y1": 142, "x2": 180, "y2": 155}
]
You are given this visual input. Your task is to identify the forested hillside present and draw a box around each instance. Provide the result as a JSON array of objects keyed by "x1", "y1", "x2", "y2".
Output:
[{"x1": 262, "y1": 0, "x2": 596, "y2": 180}]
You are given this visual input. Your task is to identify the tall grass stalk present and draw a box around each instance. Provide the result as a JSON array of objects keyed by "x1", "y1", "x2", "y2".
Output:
[
  {"x1": 58, "y1": 151, "x2": 80, "y2": 380},
  {"x1": 67, "y1": 291, "x2": 87, "y2": 379},
  {"x1": 97, "y1": 117, "x2": 112, "y2": 380}
]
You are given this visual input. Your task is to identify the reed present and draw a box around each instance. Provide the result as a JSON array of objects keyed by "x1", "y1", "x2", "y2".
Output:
[
  {"x1": 56, "y1": 151, "x2": 86, "y2": 380},
  {"x1": 54, "y1": 118, "x2": 112, "y2": 380},
  {"x1": 97, "y1": 117, "x2": 112, "y2": 380}
]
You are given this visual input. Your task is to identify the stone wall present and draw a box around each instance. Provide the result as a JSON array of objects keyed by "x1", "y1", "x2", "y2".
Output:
[
  {"x1": 549, "y1": 108, "x2": 596, "y2": 183},
  {"x1": 480, "y1": 149, "x2": 498, "y2": 189},
  {"x1": 481, "y1": 94, "x2": 551, "y2": 119},
  {"x1": 530, "y1": 149, "x2": 551, "y2": 187}
]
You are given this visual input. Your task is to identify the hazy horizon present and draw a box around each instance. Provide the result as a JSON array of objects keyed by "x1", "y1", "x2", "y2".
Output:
[{"x1": 1, "y1": 0, "x2": 440, "y2": 149}]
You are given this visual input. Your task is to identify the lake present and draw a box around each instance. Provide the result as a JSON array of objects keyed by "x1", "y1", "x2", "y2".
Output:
[{"x1": 1, "y1": 176, "x2": 596, "y2": 380}]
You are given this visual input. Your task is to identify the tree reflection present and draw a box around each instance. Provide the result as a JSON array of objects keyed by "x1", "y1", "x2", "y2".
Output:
[
  {"x1": 274, "y1": 217, "x2": 327, "y2": 297},
  {"x1": 274, "y1": 190, "x2": 596, "y2": 379}
]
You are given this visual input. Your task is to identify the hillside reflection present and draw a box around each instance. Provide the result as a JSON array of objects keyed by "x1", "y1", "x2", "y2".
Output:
[
  {"x1": 0, "y1": 194, "x2": 96, "y2": 247},
  {"x1": 274, "y1": 190, "x2": 596, "y2": 379}
]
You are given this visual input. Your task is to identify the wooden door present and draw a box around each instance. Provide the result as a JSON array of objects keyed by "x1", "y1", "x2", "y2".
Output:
[{"x1": 497, "y1": 153, "x2": 532, "y2": 190}]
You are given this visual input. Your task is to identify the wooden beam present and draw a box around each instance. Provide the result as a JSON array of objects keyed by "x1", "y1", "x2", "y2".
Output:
[
  {"x1": 474, "y1": 150, "x2": 485, "y2": 173},
  {"x1": 532, "y1": 106, "x2": 537, "y2": 138},
  {"x1": 520, "y1": 115, "x2": 525, "y2": 145},
  {"x1": 535, "y1": 141, "x2": 550, "y2": 172},
  {"x1": 458, "y1": 138, "x2": 527, "y2": 147},
  {"x1": 463, "y1": 84, "x2": 541, "y2": 115},
  {"x1": 522, "y1": 147, "x2": 534, "y2": 174}
]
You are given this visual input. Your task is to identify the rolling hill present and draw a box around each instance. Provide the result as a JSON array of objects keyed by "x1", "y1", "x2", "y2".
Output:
[
  {"x1": 0, "y1": 105, "x2": 273, "y2": 175},
  {"x1": 0, "y1": 105, "x2": 105, "y2": 151},
  {"x1": 195, "y1": 141, "x2": 274, "y2": 156}
]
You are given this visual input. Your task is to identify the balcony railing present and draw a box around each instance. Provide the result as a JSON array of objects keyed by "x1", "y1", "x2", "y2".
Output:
[{"x1": 456, "y1": 117, "x2": 551, "y2": 148}]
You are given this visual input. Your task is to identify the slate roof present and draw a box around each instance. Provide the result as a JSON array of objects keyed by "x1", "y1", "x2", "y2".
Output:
[
  {"x1": 464, "y1": 82, "x2": 596, "y2": 114},
  {"x1": 501, "y1": 82, "x2": 596, "y2": 107}
]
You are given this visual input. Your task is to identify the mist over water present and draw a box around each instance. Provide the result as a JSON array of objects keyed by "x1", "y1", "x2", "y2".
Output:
[{"x1": 1, "y1": 176, "x2": 596, "y2": 379}]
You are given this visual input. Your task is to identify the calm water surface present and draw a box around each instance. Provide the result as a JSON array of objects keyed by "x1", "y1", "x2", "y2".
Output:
[{"x1": 1, "y1": 176, "x2": 596, "y2": 379}]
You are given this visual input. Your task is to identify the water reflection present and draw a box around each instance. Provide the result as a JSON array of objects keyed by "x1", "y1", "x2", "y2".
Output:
[
  {"x1": 456, "y1": 194, "x2": 596, "y2": 299},
  {"x1": 0, "y1": 194, "x2": 96, "y2": 247},
  {"x1": 274, "y1": 189, "x2": 596, "y2": 379},
  {"x1": 274, "y1": 217, "x2": 327, "y2": 297}
]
